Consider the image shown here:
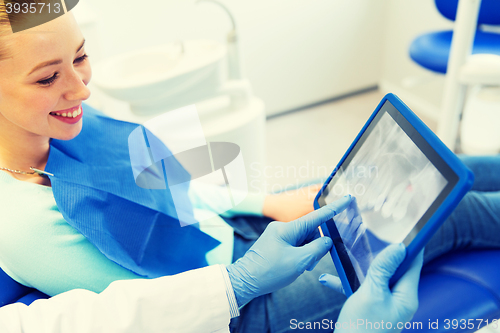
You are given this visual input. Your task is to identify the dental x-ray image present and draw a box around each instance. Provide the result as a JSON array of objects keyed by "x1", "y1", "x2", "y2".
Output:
[{"x1": 324, "y1": 111, "x2": 448, "y2": 283}]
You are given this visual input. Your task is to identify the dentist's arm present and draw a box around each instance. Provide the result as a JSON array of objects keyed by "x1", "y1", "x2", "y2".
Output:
[{"x1": 0, "y1": 265, "x2": 234, "y2": 333}]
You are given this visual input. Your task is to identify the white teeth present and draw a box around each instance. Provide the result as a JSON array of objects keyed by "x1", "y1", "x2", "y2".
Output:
[{"x1": 50, "y1": 107, "x2": 81, "y2": 118}]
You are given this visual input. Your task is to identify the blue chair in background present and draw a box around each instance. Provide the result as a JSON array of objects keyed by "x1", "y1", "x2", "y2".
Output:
[
  {"x1": 409, "y1": 0, "x2": 500, "y2": 151},
  {"x1": 410, "y1": 0, "x2": 500, "y2": 75}
]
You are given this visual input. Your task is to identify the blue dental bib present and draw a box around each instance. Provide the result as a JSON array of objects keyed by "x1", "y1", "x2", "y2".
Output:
[{"x1": 44, "y1": 104, "x2": 220, "y2": 278}]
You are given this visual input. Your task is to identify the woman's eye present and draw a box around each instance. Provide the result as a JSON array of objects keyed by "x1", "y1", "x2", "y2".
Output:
[
  {"x1": 74, "y1": 54, "x2": 88, "y2": 64},
  {"x1": 36, "y1": 54, "x2": 88, "y2": 87},
  {"x1": 37, "y1": 72, "x2": 59, "y2": 86}
]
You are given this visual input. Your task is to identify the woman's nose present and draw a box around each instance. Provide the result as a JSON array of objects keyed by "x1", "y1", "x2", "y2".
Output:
[{"x1": 64, "y1": 70, "x2": 91, "y2": 102}]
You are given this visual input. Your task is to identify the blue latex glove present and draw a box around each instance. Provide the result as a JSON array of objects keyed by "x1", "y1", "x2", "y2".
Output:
[
  {"x1": 319, "y1": 243, "x2": 423, "y2": 332},
  {"x1": 227, "y1": 195, "x2": 352, "y2": 307}
]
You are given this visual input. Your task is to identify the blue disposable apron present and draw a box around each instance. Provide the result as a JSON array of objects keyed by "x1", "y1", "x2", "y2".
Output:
[{"x1": 44, "y1": 104, "x2": 220, "y2": 278}]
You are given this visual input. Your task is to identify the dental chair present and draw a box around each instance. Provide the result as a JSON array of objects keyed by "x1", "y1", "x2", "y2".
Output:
[
  {"x1": 409, "y1": 0, "x2": 500, "y2": 152},
  {"x1": 0, "y1": 267, "x2": 48, "y2": 307},
  {"x1": 406, "y1": 250, "x2": 500, "y2": 332}
]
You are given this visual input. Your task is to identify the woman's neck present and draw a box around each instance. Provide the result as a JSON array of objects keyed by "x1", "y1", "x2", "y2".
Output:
[{"x1": 0, "y1": 126, "x2": 51, "y2": 186}]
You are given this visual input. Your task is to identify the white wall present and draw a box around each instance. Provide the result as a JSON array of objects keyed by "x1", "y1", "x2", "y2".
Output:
[
  {"x1": 75, "y1": 0, "x2": 387, "y2": 116},
  {"x1": 379, "y1": 0, "x2": 454, "y2": 121}
]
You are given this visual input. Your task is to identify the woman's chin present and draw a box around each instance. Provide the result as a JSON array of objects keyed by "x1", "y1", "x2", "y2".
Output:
[{"x1": 52, "y1": 121, "x2": 83, "y2": 141}]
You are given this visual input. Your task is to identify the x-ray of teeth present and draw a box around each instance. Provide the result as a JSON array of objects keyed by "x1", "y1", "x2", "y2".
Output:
[{"x1": 325, "y1": 112, "x2": 448, "y2": 281}]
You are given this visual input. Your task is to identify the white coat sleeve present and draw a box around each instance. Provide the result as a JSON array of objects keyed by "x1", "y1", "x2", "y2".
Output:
[{"x1": 0, "y1": 265, "x2": 238, "y2": 333}]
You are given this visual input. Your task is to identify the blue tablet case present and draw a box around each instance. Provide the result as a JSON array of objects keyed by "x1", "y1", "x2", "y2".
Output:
[{"x1": 314, "y1": 93, "x2": 474, "y2": 297}]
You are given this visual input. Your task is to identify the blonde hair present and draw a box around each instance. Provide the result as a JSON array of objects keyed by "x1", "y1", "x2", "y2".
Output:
[
  {"x1": 0, "y1": 1, "x2": 12, "y2": 59},
  {"x1": 0, "y1": 0, "x2": 46, "y2": 60}
]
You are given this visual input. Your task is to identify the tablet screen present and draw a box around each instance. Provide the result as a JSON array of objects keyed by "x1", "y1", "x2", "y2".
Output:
[{"x1": 318, "y1": 100, "x2": 458, "y2": 291}]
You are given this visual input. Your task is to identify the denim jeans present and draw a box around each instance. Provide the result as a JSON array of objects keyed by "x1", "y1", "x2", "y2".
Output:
[{"x1": 225, "y1": 155, "x2": 500, "y2": 333}]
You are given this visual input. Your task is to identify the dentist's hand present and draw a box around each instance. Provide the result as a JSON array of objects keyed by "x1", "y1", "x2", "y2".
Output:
[
  {"x1": 319, "y1": 244, "x2": 424, "y2": 332},
  {"x1": 227, "y1": 195, "x2": 352, "y2": 307}
]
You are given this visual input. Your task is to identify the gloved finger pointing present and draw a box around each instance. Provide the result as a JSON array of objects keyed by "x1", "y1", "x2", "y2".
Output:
[
  {"x1": 366, "y1": 243, "x2": 406, "y2": 291},
  {"x1": 286, "y1": 195, "x2": 351, "y2": 244},
  {"x1": 296, "y1": 236, "x2": 333, "y2": 273},
  {"x1": 319, "y1": 274, "x2": 345, "y2": 295}
]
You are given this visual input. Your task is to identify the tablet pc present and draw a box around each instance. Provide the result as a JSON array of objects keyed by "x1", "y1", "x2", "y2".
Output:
[{"x1": 313, "y1": 93, "x2": 474, "y2": 297}]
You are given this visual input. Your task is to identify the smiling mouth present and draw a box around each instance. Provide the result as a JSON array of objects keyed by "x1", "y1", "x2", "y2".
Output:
[{"x1": 49, "y1": 105, "x2": 82, "y2": 118}]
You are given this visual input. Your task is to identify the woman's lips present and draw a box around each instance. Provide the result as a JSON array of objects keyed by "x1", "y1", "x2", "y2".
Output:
[{"x1": 49, "y1": 105, "x2": 83, "y2": 124}]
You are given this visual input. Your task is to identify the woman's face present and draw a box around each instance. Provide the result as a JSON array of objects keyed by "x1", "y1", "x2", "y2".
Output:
[{"x1": 0, "y1": 13, "x2": 91, "y2": 141}]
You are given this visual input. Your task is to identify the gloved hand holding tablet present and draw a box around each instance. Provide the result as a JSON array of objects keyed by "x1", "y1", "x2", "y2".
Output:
[{"x1": 314, "y1": 93, "x2": 474, "y2": 297}]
